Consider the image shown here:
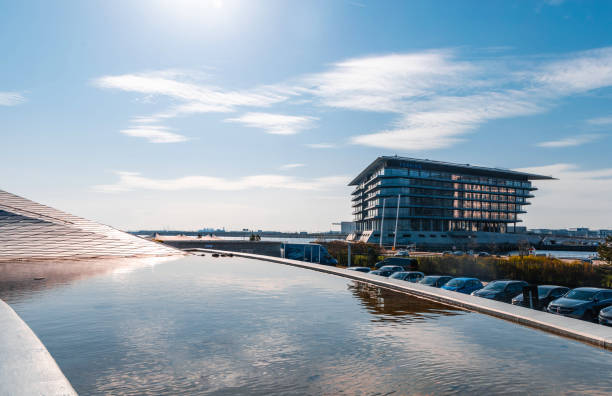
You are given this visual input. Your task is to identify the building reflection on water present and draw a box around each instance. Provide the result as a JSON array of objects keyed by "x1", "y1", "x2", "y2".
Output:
[{"x1": 347, "y1": 281, "x2": 465, "y2": 322}]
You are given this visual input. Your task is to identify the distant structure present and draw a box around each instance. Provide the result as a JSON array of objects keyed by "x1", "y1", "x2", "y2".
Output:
[
  {"x1": 340, "y1": 221, "x2": 356, "y2": 234},
  {"x1": 0, "y1": 190, "x2": 180, "y2": 260},
  {"x1": 347, "y1": 156, "x2": 554, "y2": 248}
]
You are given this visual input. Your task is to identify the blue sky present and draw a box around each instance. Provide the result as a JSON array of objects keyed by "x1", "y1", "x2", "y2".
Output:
[{"x1": 2, "y1": 0, "x2": 612, "y2": 231}]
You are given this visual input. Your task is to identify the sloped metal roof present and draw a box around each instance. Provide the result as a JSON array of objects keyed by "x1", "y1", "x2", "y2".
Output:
[{"x1": 0, "y1": 190, "x2": 181, "y2": 260}]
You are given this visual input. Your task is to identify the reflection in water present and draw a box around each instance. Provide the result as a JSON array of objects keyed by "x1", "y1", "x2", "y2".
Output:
[
  {"x1": 0, "y1": 256, "x2": 175, "y2": 303},
  {"x1": 348, "y1": 281, "x2": 463, "y2": 322},
  {"x1": 5, "y1": 256, "x2": 612, "y2": 395}
]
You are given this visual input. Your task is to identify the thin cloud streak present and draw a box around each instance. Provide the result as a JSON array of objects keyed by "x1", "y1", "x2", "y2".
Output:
[
  {"x1": 93, "y1": 71, "x2": 287, "y2": 118},
  {"x1": 226, "y1": 112, "x2": 317, "y2": 135},
  {"x1": 587, "y1": 115, "x2": 612, "y2": 125},
  {"x1": 279, "y1": 163, "x2": 305, "y2": 170},
  {"x1": 0, "y1": 91, "x2": 25, "y2": 106},
  {"x1": 93, "y1": 171, "x2": 349, "y2": 193},
  {"x1": 120, "y1": 125, "x2": 189, "y2": 143},
  {"x1": 306, "y1": 143, "x2": 336, "y2": 148},
  {"x1": 537, "y1": 134, "x2": 602, "y2": 148}
]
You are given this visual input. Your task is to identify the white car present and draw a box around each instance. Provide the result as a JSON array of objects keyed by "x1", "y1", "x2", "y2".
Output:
[{"x1": 394, "y1": 250, "x2": 411, "y2": 257}]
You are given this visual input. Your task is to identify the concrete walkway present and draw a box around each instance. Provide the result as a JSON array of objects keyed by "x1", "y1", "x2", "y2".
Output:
[
  {"x1": 0, "y1": 300, "x2": 76, "y2": 396},
  {"x1": 202, "y1": 249, "x2": 612, "y2": 351}
]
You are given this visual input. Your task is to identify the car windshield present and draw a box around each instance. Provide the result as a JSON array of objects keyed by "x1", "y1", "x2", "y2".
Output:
[
  {"x1": 389, "y1": 272, "x2": 405, "y2": 279},
  {"x1": 537, "y1": 286, "x2": 555, "y2": 295},
  {"x1": 421, "y1": 277, "x2": 437, "y2": 285},
  {"x1": 445, "y1": 279, "x2": 465, "y2": 288},
  {"x1": 565, "y1": 290, "x2": 597, "y2": 301},
  {"x1": 483, "y1": 282, "x2": 507, "y2": 291}
]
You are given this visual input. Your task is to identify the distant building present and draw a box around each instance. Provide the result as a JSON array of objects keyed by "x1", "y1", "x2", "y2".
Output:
[
  {"x1": 347, "y1": 156, "x2": 554, "y2": 246},
  {"x1": 340, "y1": 221, "x2": 356, "y2": 234}
]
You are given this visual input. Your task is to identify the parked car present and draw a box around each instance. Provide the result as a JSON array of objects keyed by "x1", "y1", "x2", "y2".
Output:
[
  {"x1": 281, "y1": 243, "x2": 338, "y2": 265},
  {"x1": 452, "y1": 251, "x2": 465, "y2": 256},
  {"x1": 420, "y1": 275, "x2": 453, "y2": 288},
  {"x1": 394, "y1": 250, "x2": 411, "y2": 257},
  {"x1": 374, "y1": 257, "x2": 418, "y2": 270},
  {"x1": 441, "y1": 277, "x2": 484, "y2": 294},
  {"x1": 390, "y1": 271, "x2": 425, "y2": 283},
  {"x1": 369, "y1": 269, "x2": 395, "y2": 277},
  {"x1": 442, "y1": 251, "x2": 452, "y2": 255},
  {"x1": 599, "y1": 305, "x2": 612, "y2": 326},
  {"x1": 378, "y1": 265, "x2": 405, "y2": 275},
  {"x1": 477, "y1": 251, "x2": 491, "y2": 257},
  {"x1": 346, "y1": 267, "x2": 371, "y2": 273},
  {"x1": 471, "y1": 280, "x2": 528, "y2": 303},
  {"x1": 511, "y1": 285, "x2": 570, "y2": 310},
  {"x1": 547, "y1": 287, "x2": 612, "y2": 322}
]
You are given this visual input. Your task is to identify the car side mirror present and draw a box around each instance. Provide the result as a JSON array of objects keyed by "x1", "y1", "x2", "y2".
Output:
[{"x1": 593, "y1": 297, "x2": 599, "y2": 302}]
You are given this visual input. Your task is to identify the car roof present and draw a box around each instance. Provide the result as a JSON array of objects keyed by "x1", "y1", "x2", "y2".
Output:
[
  {"x1": 489, "y1": 280, "x2": 525, "y2": 284},
  {"x1": 452, "y1": 277, "x2": 479, "y2": 281},
  {"x1": 572, "y1": 287, "x2": 608, "y2": 292},
  {"x1": 538, "y1": 285, "x2": 568, "y2": 290}
]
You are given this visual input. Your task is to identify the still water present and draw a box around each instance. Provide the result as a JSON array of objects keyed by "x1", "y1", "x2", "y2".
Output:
[{"x1": 3, "y1": 256, "x2": 612, "y2": 395}]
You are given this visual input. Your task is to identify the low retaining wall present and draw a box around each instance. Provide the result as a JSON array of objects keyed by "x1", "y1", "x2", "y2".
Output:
[
  {"x1": 162, "y1": 240, "x2": 282, "y2": 257},
  {"x1": 0, "y1": 300, "x2": 76, "y2": 396},
  {"x1": 201, "y1": 249, "x2": 612, "y2": 351}
]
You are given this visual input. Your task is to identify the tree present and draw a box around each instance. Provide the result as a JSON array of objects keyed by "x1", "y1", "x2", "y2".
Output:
[
  {"x1": 517, "y1": 239, "x2": 531, "y2": 258},
  {"x1": 598, "y1": 236, "x2": 612, "y2": 264},
  {"x1": 367, "y1": 247, "x2": 379, "y2": 267}
]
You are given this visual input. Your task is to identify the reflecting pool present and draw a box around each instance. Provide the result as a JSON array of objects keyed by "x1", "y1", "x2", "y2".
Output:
[{"x1": 4, "y1": 256, "x2": 612, "y2": 395}]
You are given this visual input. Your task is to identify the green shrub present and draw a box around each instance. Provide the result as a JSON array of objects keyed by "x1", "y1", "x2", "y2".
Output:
[{"x1": 417, "y1": 255, "x2": 610, "y2": 287}]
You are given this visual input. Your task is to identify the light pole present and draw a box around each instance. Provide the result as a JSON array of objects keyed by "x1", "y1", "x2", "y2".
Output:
[
  {"x1": 347, "y1": 242, "x2": 351, "y2": 267},
  {"x1": 379, "y1": 198, "x2": 386, "y2": 247},
  {"x1": 393, "y1": 194, "x2": 400, "y2": 250}
]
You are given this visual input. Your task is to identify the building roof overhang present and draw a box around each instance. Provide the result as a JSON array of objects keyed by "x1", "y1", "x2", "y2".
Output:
[{"x1": 348, "y1": 156, "x2": 556, "y2": 186}]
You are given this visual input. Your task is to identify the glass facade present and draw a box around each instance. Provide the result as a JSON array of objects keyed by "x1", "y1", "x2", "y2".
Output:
[{"x1": 350, "y1": 158, "x2": 550, "y2": 236}]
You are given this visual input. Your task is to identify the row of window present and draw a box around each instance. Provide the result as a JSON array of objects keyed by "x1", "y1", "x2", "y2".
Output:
[
  {"x1": 381, "y1": 166, "x2": 532, "y2": 188},
  {"x1": 362, "y1": 208, "x2": 518, "y2": 220},
  {"x1": 363, "y1": 189, "x2": 528, "y2": 203},
  {"x1": 356, "y1": 219, "x2": 511, "y2": 232}
]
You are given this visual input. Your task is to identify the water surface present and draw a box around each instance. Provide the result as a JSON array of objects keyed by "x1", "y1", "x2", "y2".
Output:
[{"x1": 5, "y1": 256, "x2": 612, "y2": 395}]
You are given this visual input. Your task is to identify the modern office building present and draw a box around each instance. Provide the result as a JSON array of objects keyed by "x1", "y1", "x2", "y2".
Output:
[{"x1": 347, "y1": 156, "x2": 554, "y2": 247}]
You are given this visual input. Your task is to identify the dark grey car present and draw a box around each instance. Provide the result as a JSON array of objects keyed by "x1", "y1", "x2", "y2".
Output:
[
  {"x1": 511, "y1": 285, "x2": 569, "y2": 310},
  {"x1": 548, "y1": 288, "x2": 612, "y2": 322},
  {"x1": 471, "y1": 280, "x2": 528, "y2": 303}
]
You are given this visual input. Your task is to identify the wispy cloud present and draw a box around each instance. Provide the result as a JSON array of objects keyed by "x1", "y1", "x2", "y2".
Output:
[
  {"x1": 120, "y1": 125, "x2": 189, "y2": 143},
  {"x1": 306, "y1": 143, "x2": 336, "y2": 149},
  {"x1": 279, "y1": 163, "x2": 305, "y2": 170},
  {"x1": 302, "y1": 50, "x2": 475, "y2": 113},
  {"x1": 94, "y1": 47, "x2": 612, "y2": 150},
  {"x1": 535, "y1": 47, "x2": 612, "y2": 93},
  {"x1": 537, "y1": 134, "x2": 602, "y2": 148},
  {"x1": 587, "y1": 115, "x2": 612, "y2": 125},
  {"x1": 0, "y1": 91, "x2": 25, "y2": 106},
  {"x1": 225, "y1": 112, "x2": 317, "y2": 135},
  {"x1": 93, "y1": 70, "x2": 287, "y2": 119},
  {"x1": 93, "y1": 171, "x2": 348, "y2": 193},
  {"x1": 319, "y1": 47, "x2": 612, "y2": 150}
]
